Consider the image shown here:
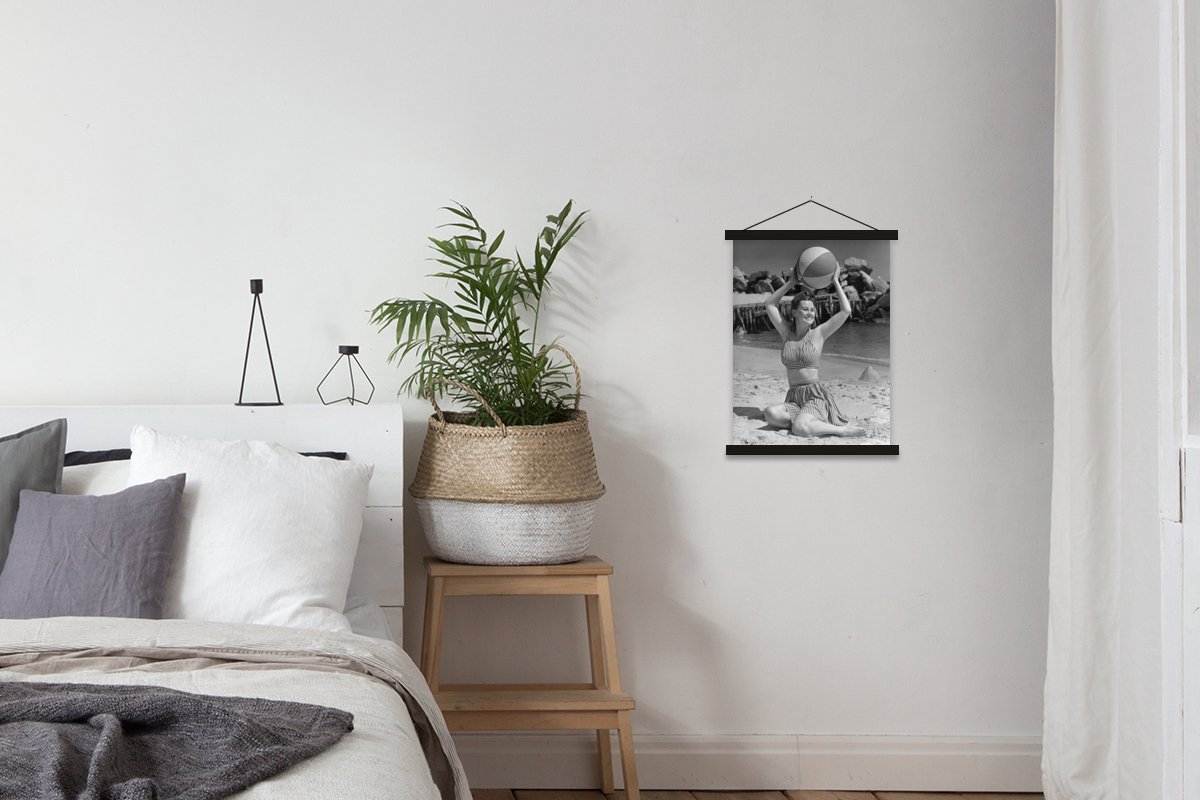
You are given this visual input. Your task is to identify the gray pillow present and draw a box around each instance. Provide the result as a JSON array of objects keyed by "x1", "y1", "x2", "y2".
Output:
[
  {"x1": 0, "y1": 419, "x2": 67, "y2": 572},
  {"x1": 0, "y1": 473, "x2": 186, "y2": 619}
]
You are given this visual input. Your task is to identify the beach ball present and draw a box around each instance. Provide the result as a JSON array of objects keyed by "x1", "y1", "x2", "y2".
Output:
[{"x1": 794, "y1": 247, "x2": 837, "y2": 289}]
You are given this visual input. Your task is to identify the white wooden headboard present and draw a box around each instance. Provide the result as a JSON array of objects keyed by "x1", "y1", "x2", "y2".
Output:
[{"x1": 0, "y1": 404, "x2": 404, "y2": 636}]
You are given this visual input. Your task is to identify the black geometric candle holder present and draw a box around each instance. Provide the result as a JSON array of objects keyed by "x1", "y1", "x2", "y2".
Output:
[
  {"x1": 236, "y1": 278, "x2": 283, "y2": 407},
  {"x1": 317, "y1": 345, "x2": 375, "y2": 406}
]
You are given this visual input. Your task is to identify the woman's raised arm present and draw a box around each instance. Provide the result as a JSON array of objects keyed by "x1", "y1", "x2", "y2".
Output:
[
  {"x1": 765, "y1": 274, "x2": 798, "y2": 341},
  {"x1": 818, "y1": 262, "x2": 851, "y2": 338}
]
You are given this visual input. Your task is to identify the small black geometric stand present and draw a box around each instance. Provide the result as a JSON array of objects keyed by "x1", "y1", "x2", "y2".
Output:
[
  {"x1": 317, "y1": 345, "x2": 375, "y2": 406},
  {"x1": 236, "y1": 279, "x2": 283, "y2": 407}
]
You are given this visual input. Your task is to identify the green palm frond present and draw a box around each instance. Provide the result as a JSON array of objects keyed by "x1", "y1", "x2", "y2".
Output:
[{"x1": 372, "y1": 201, "x2": 588, "y2": 427}]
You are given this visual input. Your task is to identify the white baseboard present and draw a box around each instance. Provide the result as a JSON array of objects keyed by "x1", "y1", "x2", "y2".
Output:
[{"x1": 454, "y1": 732, "x2": 1043, "y2": 792}]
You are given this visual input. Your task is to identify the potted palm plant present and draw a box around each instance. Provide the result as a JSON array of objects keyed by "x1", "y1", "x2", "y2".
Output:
[{"x1": 371, "y1": 201, "x2": 604, "y2": 565}]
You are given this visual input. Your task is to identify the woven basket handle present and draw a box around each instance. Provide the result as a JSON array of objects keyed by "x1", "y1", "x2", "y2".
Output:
[
  {"x1": 427, "y1": 377, "x2": 508, "y2": 436},
  {"x1": 538, "y1": 343, "x2": 582, "y2": 410}
]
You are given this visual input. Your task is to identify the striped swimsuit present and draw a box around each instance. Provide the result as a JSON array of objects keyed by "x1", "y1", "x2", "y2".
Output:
[{"x1": 780, "y1": 330, "x2": 848, "y2": 425}]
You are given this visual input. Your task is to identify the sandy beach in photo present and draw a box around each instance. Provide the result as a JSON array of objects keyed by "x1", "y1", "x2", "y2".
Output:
[{"x1": 731, "y1": 342, "x2": 892, "y2": 446}]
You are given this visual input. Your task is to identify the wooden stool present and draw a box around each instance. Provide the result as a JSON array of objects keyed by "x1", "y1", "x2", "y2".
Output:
[{"x1": 420, "y1": 556, "x2": 639, "y2": 800}]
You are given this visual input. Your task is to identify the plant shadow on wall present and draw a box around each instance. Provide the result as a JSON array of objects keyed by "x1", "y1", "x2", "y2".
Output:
[
  {"x1": 586, "y1": 408, "x2": 759, "y2": 747},
  {"x1": 371, "y1": 201, "x2": 605, "y2": 568},
  {"x1": 556, "y1": 234, "x2": 754, "y2": 750}
]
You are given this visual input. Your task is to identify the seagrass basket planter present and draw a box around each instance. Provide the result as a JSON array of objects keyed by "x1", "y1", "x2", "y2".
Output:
[{"x1": 409, "y1": 381, "x2": 605, "y2": 566}]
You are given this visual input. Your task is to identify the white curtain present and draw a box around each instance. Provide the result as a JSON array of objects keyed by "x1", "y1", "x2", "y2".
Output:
[
  {"x1": 1044, "y1": 2, "x2": 1121, "y2": 795},
  {"x1": 1044, "y1": 2, "x2": 1166, "y2": 798}
]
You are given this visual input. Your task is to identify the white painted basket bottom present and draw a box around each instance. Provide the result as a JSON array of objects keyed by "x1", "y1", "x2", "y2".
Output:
[{"x1": 414, "y1": 498, "x2": 596, "y2": 566}]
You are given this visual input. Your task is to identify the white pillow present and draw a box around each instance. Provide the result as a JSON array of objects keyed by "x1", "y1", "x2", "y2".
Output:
[
  {"x1": 62, "y1": 461, "x2": 131, "y2": 496},
  {"x1": 128, "y1": 425, "x2": 373, "y2": 633}
]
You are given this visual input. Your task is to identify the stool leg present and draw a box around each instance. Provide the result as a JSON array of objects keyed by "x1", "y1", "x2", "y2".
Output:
[
  {"x1": 587, "y1": 593, "x2": 615, "y2": 792},
  {"x1": 586, "y1": 595, "x2": 608, "y2": 688},
  {"x1": 420, "y1": 575, "x2": 446, "y2": 692},
  {"x1": 617, "y1": 710, "x2": 639, "y2": 800},
  {"x1": 595, "y1": 577, "x2": 632, "y2": 797},
  {"x1": 596, "y1": 730, "x2": 615, "y2": 794},
  {"x1": 594, "y1": 576, "x2": 624, "y2": 692}
]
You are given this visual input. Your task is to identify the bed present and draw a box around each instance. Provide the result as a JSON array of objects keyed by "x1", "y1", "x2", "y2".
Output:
[{"x1": 0, "y1": 404, "x2": 469, "y2": 800}]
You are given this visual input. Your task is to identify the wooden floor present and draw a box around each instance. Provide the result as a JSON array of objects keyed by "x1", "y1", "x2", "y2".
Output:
[{"x1": 473, "y1": 791, "x2": 1045, "y2": 800}]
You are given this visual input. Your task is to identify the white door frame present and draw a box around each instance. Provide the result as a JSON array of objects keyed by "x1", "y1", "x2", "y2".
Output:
[{"x1": 1173, "y1": 1, "x2": 1195, "y2": 798}]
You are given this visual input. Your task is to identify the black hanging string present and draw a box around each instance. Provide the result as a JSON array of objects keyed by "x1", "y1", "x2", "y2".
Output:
[{"x1": 744, "y1": 196, "x2": 878, "y2": 231}]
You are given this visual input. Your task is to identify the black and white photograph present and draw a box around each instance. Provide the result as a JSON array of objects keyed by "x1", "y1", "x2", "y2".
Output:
[{"x1": 728, "y1": 230, "x2": 896, "y2": 453}]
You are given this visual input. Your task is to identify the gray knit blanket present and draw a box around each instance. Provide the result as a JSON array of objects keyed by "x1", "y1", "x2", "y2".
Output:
[{"x1": 0, "y1": 681, "x2": 354, "y2": 800}]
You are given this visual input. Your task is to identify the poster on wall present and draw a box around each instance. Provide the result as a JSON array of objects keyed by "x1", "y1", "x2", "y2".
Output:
[{"x1": 727, "y1": 229, "x2": 899, "y2": 455}]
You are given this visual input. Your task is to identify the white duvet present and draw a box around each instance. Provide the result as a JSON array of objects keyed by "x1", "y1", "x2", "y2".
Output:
[{"x1": 0, "y1": 616, "x2": 470, "y2": 800}]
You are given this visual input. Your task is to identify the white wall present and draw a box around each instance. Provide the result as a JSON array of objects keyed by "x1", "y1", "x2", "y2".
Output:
[{"x1": 0, "y1": 1, "x2": 1055, "y2": 791}]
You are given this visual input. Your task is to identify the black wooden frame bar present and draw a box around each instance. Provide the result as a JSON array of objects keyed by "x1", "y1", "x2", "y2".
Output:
[
  {"x1": 725, "y1": 229, "x2": 899, "y2": 240},
  {"x1": 726, "y1": 445, "x2": 900, "y2": 455}
]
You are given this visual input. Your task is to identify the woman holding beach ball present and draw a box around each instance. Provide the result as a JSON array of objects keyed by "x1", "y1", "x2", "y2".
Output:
[{"x1": 761, "y1": 249, "x2": 866, "y2": 438}]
